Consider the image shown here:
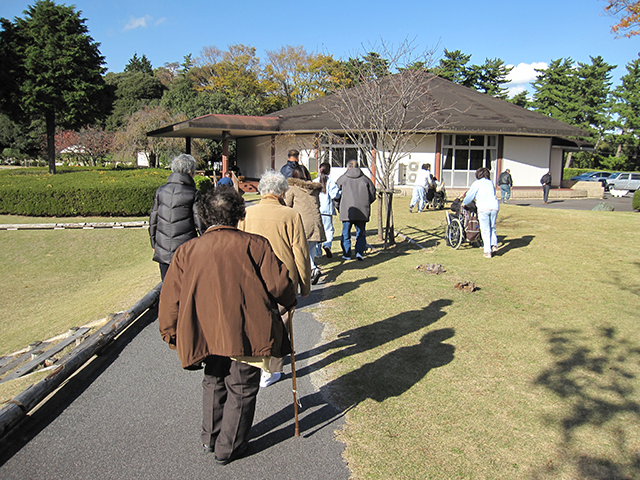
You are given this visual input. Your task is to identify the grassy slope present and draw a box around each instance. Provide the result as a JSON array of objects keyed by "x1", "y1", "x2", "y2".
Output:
[
  {"x1": 0, "y1": 220, "x2": 158, "y2": 355},
  {"x1": 314, "y1": 198, "x2": 640, "y2": 479}
]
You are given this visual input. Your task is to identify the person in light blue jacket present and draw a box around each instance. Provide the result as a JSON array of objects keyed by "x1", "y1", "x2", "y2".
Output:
[
  {"x1": 314, "y1": 162, "x2": 341, "y2": 258},
  {"x1": 463, "y1": 167, "x2": 500, "y2": 258}
]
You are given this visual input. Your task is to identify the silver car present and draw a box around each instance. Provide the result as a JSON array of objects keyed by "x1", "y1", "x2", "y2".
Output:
[{"x1": 610, "y1": 172, "x2": 640, "y2": 191}]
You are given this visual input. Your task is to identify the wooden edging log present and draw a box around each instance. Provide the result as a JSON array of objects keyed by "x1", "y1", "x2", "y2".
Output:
[{"x1": 0, "y1": 282, "x2": 162, "y2": 439}]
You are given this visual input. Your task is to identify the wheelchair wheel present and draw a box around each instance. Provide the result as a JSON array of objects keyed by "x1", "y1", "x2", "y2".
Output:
[
  {"x1": 433, "y1": 195, "x2": 445, "y2": 210},
  {"x1": 446, "y1": 218, "x2": 463, "y2": 249}
]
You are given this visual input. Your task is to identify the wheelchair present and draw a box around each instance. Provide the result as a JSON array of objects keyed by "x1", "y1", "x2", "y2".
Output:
[{"x1": 445, "y1": 199, "x2": 483, "y2": 250}]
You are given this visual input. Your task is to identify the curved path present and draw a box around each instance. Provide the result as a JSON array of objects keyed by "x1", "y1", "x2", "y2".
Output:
[{"x1": 0, "y1": 285, "x2": 349, "y2": 480}]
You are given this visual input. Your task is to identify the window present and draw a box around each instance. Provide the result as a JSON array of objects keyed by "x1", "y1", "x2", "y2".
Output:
[
  {"x1": 320, "y1": 134, "x2": 370, "y2": 168},
  {"x1": 440, "y1": 134, "x2": 498, "y2": 188}
]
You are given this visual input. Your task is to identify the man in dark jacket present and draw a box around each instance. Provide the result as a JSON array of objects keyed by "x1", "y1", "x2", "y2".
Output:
[
  {"x1": 497, "y1": 169, "x2": 513, "y2": 203},
  {"x1": 280, "y1": 149, "x2": 300, "y2": 179},
  {"x1": 540, "y1": 171, "x2": 552, "y2": 204},
  {"x1": 149, "y1": 154, "x2": 205, "y2": 280},
  {"x1": 336, "y1": 160, "x2": 377, "y2": 261}
]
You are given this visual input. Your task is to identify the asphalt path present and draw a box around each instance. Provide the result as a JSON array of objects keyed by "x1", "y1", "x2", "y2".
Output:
[
  {"x1": 0, "y1": 284, "x2": 349, "y2": 480},
  {"x1": 506, "y1": 191, "x2": 636, "y2": 212}
]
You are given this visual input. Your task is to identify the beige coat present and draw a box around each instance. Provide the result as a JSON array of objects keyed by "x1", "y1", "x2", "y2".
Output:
[
  {"x1": 238, "y1": 195, "x2": 311, "y2": 297},
  {"x1": 284, "y1": 178, "x2": 326, "y2": 243}
]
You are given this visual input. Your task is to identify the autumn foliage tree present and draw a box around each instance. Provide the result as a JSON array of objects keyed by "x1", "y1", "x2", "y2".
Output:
[
  {"x1": 55, "y1": 126, "x2": 114, "y2": 166},
  {"x1": 603, "y1": 0, "x2": 640, "y2": 37}
]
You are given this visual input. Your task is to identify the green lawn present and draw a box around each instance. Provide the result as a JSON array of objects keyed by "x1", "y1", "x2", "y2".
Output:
[
  {"x1": 312, "y1": 198, "x2": 640, "y2": 479},
  {"x1": 1, "y1": 200, "x2": 639, "y2": 479}
]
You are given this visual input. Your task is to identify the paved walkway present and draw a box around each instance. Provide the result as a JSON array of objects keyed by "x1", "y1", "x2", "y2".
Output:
[
  {"x1": 0, "y1": 284, "x2": 349, "y2": 480},
  {"x1": 505, "y1": 192, "x2": 635, "y2": 212}
]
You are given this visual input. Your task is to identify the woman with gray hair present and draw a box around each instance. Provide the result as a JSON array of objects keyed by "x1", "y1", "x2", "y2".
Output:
[
  {"x1": 238, "y1": 169, "x2": 311, "y2": 388},
  {"x1": 149, "y1": 153, "x2": 205, "y2": 279}
]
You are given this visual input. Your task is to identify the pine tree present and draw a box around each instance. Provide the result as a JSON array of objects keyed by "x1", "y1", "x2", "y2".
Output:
[
  {"x1": 124, "y1": 53, "x2": 153, "y2": 75},
  {"x1": 0, "y1": 0, "x2": 108, "y2": 173},
  {"x1": 609, "y1": 56, "x2": 640, "y2": 169},
  {"x1": 531, "y1": 58, "x2": 582, "y2": 126}
]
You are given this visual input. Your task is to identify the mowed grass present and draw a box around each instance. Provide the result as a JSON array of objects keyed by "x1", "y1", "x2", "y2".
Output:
[
  {"x1": 312, "y1": 197, "x2": 640, "y2": 479},
  {"x1": 0, "y1": 215, "x2": 158, "y2": 356}
]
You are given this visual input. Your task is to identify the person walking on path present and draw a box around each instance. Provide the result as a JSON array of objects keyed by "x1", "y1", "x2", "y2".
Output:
[
  {"x1": 238, "y1": 170, "x2": 311, "y2": 388},
  {"x1": 149, "y1": 154, "x2": 205, "y2": 280},
  {"x1": 314, "y1": 162, "x2": 341, "y2": 258},
  {"x1": 158, "y1": 187, "x2": 297, "y2": 465},
  {"x1": 498, "y1": 168, "x2": 513, "y2": 203},
  {"x1": 408, "y1": 163, "x2": 434, "y2": 213},
  {"x1": 336, "y1": 160, "x2": 377, "y2": 261},
  {"x1": 285, "y1": 165, "x2": 326, "y2": 285},
  {"x1": 463, "y1": 167, "x2": 500, "y2": 258},
  {"x1": 541, "y1": 171, "x2": 552, "y2": 204}
]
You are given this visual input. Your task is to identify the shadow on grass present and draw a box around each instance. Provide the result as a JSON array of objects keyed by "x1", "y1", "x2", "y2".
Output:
[
  {"x1": 248, "y1": 303, "x2": 455, "y2": 453},
  {"x1": 0, "y1": 306, "x2": 158, "y2": 466},
  {"x1": 533, "y1": 326, "x2": 640, "y2": 479},
  {"x1": 601, "y1": 262, "x2": 640, "y2": 299},
  {"x1": 494, "y1": 234, "x2": 534, "y2": 256}
]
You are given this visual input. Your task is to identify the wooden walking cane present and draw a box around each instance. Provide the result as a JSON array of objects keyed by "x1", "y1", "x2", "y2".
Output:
[{"x1": 288, "y1": 308, "x2": 300, "y2": 437}]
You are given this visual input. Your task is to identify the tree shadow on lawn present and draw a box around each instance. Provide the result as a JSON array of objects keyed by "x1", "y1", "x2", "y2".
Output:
[
  {"x1": 533, "y1": 326, "x2": 640, "y2": 479},
  {"x1": 249, "y1": 326, "x2": 455, "y2": 453},
  {"x1": 601, "y1": 262, "x2": 640, "y2": 299}
]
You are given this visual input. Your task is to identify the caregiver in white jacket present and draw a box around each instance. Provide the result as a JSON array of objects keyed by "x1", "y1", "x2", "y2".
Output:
[
  {"x1": 463, "y1": 167, "x2": 500, "y2": 258},
  {"x1": 315, "y1": 162, "x2": 341, "y2": 258}
]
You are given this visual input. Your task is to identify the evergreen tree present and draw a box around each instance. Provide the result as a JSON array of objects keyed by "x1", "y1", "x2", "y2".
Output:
[
  {"x1": 104, "y1": 70, "x2": 165, "y2": 130},
  {"x1": 124, "y1": 52, "x2": 153, "y2": 74},
  {"x1": 609, "y1": 56, "x2": 640, "y2": 169},
  {"x1": 431, "y1": 49, "x2": 474, "y2": 86},
  {"x1": 0, "y1": 0, "x2": 108, "y2": 173},
  {"x1": 531, "y1": 58, "x2": 581, "y2": 126},
  {"x1": 474, "y1": 58, "x2": 513, "y2": 99},
  {"x1": 575, "y1": 56, "x2": 615, "y2": 147},
  {"x1": 508, "y1": 90, "x2": 530, "y2": 108}
]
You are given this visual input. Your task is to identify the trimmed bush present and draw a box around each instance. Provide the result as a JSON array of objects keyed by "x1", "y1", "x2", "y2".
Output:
[
  {"x1": 0, "y1": 167, "x2": 170, "y2": 216},
  {"x1": 193, "y1": 175, "x2": 213, "y2": 195},
  {"x1": 633, "y1": 190, "x2": 640, "y2": 211}
]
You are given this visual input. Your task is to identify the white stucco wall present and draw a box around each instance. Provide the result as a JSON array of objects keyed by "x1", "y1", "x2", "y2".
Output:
[
  {"x1": 502, "y1": 136, "x2": 552, "y2": 187},
  {"x1": 236, "y1": 136, "x2": 273, "y2": 179},
  {"x1": 396, "y1": 136, "x2": 437, "y2": 185}
]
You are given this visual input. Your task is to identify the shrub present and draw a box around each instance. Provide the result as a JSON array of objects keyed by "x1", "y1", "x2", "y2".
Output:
[
  {"x1": 0, "y1": 167, "x2": 169, "y2": 216},
  {"x1": 633, "y1": 190, "x2": 640, "y2": 211},
  {"x1": 193, "y1": 175, "x2": 213, "y2": 194}
]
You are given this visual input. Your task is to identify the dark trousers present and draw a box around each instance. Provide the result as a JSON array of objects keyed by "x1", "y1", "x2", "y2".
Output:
[
  {"x1": 201, "y1": 356, "x2": 261, "y2": 460},
  {"x1": 159, "y1": 263, "x2": 170, "y2": 281},
  {"x1": 341, "y1": 220, "x2": 366, "y2": 256},
  {"x1": 542, "y1": 184, "x2": 551, "y2": 203}
]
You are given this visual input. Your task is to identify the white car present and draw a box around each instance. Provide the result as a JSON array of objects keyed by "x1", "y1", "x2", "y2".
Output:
[{"x1": 609, "y1": 172, "x2": 640, "y2": 191}]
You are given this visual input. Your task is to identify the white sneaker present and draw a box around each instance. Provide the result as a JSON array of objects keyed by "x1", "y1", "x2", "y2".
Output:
[
  {"x1": 356, "y1": 252, "x2": 364, "y2": 261},
  {"x1": 260, "y1": 371, "x2": 281, "y2": 388}
]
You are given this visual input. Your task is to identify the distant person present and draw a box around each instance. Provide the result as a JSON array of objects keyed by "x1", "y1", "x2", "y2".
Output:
[
  {"x1": 159, "y1": 187, "x2": 296, "y2": 464},
  {"x1": 540, "y1": 171, "x2": 552, "y2": 204},
  {"x1": 285, "y1": 165, "x2": 326, "y2": 285},
  {"x1": 463, "y1": 167, "x2": 499, "y2": 258},
  {"x1": 217, "y1": 171, "x2": 233, "y2": 187},
  {"x1": 336, "y1": 160, "x2": 377, "y2": 261},
  {"x1": 149, "y1": 153, "x2": 205, "y2": 280},
  {"x1": 238, "y1": 170, "x2": 311, "y2": 388},
  {"x1": 409, "y1": 163, "x2": 434, "y2": 213},
  {"x1": 498, "y1": 169, "x2": 513, "y2": 203},
  {"x1": 314, "y1": 162, "x2": 341, "y2": 257},
  {"x1": 280, "y1": 149, "x2": 301, "y2": 179}
]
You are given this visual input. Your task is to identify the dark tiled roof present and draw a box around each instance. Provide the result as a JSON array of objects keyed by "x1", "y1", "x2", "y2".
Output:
[{"x1": 148, "y1": 72, "x2": 587, "y2": 139}]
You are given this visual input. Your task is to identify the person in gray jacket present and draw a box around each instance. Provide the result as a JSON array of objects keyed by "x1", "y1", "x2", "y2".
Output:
[
  {"x1": 336, "y1": 160, "x2": 377, "y2": 261},
  {"x1": 149, "y1": 154, "x2": 205, "y2": 280}
]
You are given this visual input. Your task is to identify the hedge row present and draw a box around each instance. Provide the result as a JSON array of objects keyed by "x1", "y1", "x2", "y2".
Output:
[
  {"x1": 633, "y1": 190, "x2": 640, "y2": 211},
  {"x1": 0, "y1": 167, "x2": 170, "y2": 216}
]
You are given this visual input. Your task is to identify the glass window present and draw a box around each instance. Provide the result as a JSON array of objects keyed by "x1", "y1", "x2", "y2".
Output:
[
  {"x1": 469, "y1": 150, "x2": 484, "y2": 170},
  {"x1": 443, "y1": 148, "x2": 453, "y2": 169},
  {"x1": 443, "y1": 134, "x2": 453, "y2": 145},
  {"x1": 454, "y1": 150, "x2": 469, "y2": 170},
  {"x1": 455, "y1": 135, "x2": 470, "y2": 146},
  {"x1": 487, "y1": 135, "x2": 497, "y2": 147},
  {"x1": 632, "y1": 174, "x2": 640, "y2": 180},
  {"x1": 470, "y1": 135, "x2": 484, "y2": 146}
]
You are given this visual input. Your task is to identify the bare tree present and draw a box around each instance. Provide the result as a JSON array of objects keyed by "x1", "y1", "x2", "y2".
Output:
[{"x1": 324, "y1": 39, "x2": 452, "y2": 248}]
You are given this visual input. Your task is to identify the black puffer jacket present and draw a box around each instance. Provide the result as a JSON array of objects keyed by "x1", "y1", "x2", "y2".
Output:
[{"x1": 149, "y1": 172, "x2": 204, "y2": 265}]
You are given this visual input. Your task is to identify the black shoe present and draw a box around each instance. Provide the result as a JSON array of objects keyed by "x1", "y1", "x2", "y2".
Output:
[
  {"x1": 203, "y1": 444, "x2": 214, "y2": 454},
  {"x1": 323, "y1": 246, "x2": 333, "y2": 258},
  {"x1": 311, "y1": 268, "x2": 321, "y2": 285},
  {"x1": 214, "y1": 442, "x2": 250, "y2": 465}
]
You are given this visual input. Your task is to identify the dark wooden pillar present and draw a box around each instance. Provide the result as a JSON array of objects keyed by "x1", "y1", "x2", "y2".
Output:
[
  {"x1": 435, "y1": 133, "x2": 442, "y2": 179},
  {"x1": 185, "y1": 137, "x2": 191, "y2": 155},
  {"x1": 222, "y1": 131, "x2": 230, "y2": 173},
  {"x1": 496, "y1": 135, "x2": 504, "y2": 181},
  {"x1": 270, "y1": 135, "x2": 276, "y2": 170}
]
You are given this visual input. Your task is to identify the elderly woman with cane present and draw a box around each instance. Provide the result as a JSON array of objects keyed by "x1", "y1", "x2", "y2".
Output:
[
  {"x1": 239, "y1": 170, "x2": 311, "y2": 388},
  {"x1": 159, "y1": 186, "x2": 297, "y2": 464}
]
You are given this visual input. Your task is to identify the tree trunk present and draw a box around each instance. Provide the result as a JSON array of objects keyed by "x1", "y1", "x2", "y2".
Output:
[
  {"x1": 564, "y1": 151, "x2": 573, "y2": 169},
  {"x1": 383, "y1": 191, "x2": 395, "y2": 249},
  {"x1": 149, "y1": 152, "x2": 157, "y2": 168},
  {"x1": 377, "y1": 191, "x2": 383, "y2": 241},
  {"x1": 46, "y1": 111, "x2": 56, "y2": 174}
]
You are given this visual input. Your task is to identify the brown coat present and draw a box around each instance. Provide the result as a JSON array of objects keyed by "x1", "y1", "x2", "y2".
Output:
[
  {"x1": 238, "y1": 195, "x2": 311, "y2": 297},
  {"x1": 284, "y1": 178, "x2": 326, "y2": 243},
  {"x1": 158, "y1": 226, "x2": 296, "y2": 370}
]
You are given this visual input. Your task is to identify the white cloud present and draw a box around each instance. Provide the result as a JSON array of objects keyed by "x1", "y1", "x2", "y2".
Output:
[
  {"x1": 155, "y1": 17, "x2": 166, "y2": 26},
  {"x1": 124, "y1": 15, "x2": 152, "y2": 31},
  {"x1": 506, "y1": 62, "x2": 548, "y2": 85}
]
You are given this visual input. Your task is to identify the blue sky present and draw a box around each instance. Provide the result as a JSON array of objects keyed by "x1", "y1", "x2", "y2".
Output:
[{"x1": 2, "y1": 0, "x2": 639, "y2": 96}]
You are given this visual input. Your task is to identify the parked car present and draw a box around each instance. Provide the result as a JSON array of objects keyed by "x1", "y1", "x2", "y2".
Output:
[
  {"x1": 604, "y1": 172, "x2": 622, "y2": 188},
  {"x1": 569, "y1": 171, "x2": 614, "y2": 182},
  {"x1": 609, "y1": 172, "x2": 640, "y2": 191}
]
